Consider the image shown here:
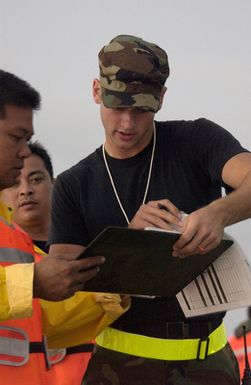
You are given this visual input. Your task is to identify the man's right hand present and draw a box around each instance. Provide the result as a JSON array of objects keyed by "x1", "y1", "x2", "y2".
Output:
[
  {"x1": 33, "y1": 255, "x2": 105, "y2": 301},
  {"x1": 129, "y1": 199, "x2": 183, "y2": 230}
]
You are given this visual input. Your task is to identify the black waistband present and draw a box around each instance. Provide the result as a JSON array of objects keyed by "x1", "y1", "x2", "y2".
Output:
[
  {"x1": 29, "y1": 342, "x2": 94, "y2": 354},
  {"x1": 113, "y1": 320, "x2": 222, "y2": 339},
  {"x1": 66, "y1": 343, "x2": 94, "y2": 354}
]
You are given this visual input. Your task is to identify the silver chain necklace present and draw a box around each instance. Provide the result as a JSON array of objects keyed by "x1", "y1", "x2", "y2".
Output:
[{"x1": 102, "y1": 124, "x2": 156, "y2": 225}]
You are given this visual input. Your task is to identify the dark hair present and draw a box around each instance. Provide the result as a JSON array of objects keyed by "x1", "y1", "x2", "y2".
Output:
[
  {"x1": 0, "y1": 69, "x2": 41, "y2": 117},
  {"x1": 29, "y1": 141, "x2": 54, "y2": 179}
]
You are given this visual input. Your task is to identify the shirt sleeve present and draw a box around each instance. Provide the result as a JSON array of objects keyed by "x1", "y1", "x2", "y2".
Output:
[
  {"x1": 191, "y1": 118, "x2": 249, "y2": 184},
  {"x1": 48, "y1": 172, "x2": 88, "y2": 246},
  {"x1": 41, "y1": 292, "x2": 131, "y2": 349},
  {"x1": 0, "y1": 263, "x2": 34, "y2": 320}
]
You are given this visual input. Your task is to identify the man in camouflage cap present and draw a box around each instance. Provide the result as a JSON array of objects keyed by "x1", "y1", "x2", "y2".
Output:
[
  {"x1": 98, "y1": 34, "x2": 169, "y2": 112},
  {"x1": 49, "y1": 34, "x2": 251, "y2": 385}
]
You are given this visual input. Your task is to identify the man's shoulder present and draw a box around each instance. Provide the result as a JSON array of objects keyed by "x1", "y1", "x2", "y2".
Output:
[
  {"x1": 58, "y1": 147, "x2": 102, "y2": 181},
  {"x1": 156, "y1": 118, "x2": 209, "y2": 130},
  {"x1": 156, "y1": 118, "x2": 224, "y2": 139},
  {"x1": 155, "y1": 118, "x2": 204, "y2": 141}
]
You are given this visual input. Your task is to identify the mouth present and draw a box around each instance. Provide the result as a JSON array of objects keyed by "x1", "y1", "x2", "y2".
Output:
[
  {"x1": 19, "y1": 200, "x2": 37, "y2": 208},
  {"x1": 117, "y1": 131, "x2": 135, "y2": 141}
]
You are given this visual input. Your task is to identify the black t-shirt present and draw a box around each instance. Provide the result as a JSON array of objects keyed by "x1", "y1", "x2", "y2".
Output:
[
  {"x1": 49, "y1": 118, "x2": 248, "y2": 337},
  {"x1": 33, "y1": 240, "x2": 48, "y2": 253}
]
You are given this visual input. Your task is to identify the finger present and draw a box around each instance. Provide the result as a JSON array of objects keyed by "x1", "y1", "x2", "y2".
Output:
[
  {"x1": 78, "y1": 266, "x2": 101, "y2": 284},
  {"x1": 174, "y1": 235, "x2": 219, "y2": 258},
  {"x1": 74, "y1": 256, "x2": 105, "y2": 271},
  {"x1": 146, "y1": 203, "x2": 183, "y2": 228},
  {"x1": 159, "y1": 199, "x2": 181, "y2": 217},
  {"x1": 173, "y1": 229, "x2": 197, "y2": 250},
  {"x1": 131, "y1": 206, "x2": 173, "y2": 229},
  {"x1": 144, "y1": 212, "x2": 181, "y2": 230},
  {"x1": 148, "y1": 199, "x2": 180, "y2": 217},
  {"x1": 196, "y1": 235, "x2": 222, "y2": 255},
  {"x1": 173, "y1": 232, "x2": 207, "y2": 257}
]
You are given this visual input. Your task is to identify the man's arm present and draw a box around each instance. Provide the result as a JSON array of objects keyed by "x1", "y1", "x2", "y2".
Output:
[
  {"x1": 34, "y1": 243, "x2": 105, "y2": 301},
  {"x1": 173, "y1": 152, "x2": 251, "y2": 257}
]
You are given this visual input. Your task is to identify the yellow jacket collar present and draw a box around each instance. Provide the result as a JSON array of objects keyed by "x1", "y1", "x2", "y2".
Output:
[{"x1": 0, "y1": 198, "x2": 13, "y2": 224}]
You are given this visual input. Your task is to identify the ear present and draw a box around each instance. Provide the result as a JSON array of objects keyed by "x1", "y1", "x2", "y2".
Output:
[
  {"x1": 92, "y1": 79, "x2": 102, "y2": 104},
  {"x1": 158, "y1": 86, "x2": 167, "y2": 110}
]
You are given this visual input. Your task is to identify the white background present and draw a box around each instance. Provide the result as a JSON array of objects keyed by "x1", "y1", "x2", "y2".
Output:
[{"x1": 1, "y1": 0, "x2": 251, "y2": 336}]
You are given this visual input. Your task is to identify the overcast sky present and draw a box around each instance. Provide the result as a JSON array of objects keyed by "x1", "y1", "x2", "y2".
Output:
[{"x1": 1, "y1": 0, "x2": 251, "y2": 335}]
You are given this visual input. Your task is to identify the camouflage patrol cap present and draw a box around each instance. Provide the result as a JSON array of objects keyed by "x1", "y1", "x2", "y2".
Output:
[{"x1": 98, "y1": 34, "x2": 169, "y2": 112}]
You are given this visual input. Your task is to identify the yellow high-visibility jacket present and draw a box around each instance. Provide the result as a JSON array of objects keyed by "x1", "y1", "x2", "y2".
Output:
[{"x1": 0, "y1": 200, "x2": 130, "y2": 347}]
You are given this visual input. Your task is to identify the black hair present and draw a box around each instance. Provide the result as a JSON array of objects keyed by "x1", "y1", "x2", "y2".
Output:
[
  {"x1": 0, "y1": 69, "x2": 41, "y2": 117},
  {"x1": 28, "y1": 141, "x2": 54, "y2": 179}
]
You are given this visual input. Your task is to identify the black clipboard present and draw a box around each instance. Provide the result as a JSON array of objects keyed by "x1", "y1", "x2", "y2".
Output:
[{"x1": 79, "y1": 226, "x2": 233, "y2": 297}]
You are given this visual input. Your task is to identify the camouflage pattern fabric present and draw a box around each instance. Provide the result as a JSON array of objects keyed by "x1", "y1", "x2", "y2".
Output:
[
  {"x1": 98, "y1": 35, "x2": 170, "y2": 112},
  {"x1": 82, "y1": 343, "x2": 240, "y2": 385}
]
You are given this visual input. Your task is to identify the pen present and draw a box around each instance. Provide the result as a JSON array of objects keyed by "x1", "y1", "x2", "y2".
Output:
[
  {"x1": 158, "y1": 203, "x2": 187, "y2": 223},
  {"x1": 158, "y1": 203, "x2": 169, "y2": 212}
]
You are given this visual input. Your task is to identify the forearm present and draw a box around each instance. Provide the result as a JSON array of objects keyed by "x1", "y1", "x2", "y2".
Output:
[{"x1": 209, "y1": 170, "x2": 251, "y2": 227}]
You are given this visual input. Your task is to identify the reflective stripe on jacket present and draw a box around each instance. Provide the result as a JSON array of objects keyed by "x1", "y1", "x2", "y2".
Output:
[{"x1": 0, "y1": 202, "x2": 34, "y2": 320}]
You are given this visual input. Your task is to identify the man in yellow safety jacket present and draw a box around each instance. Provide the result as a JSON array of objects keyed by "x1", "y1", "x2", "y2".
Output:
[
  {"x1": 1, "y1": 141, "x2": 97, "y2": 385},
  {"x1": 0, "y1": 69, "x2": 107, "y2": 320},
  {"x1": 0, "y1": 197, "x2": 130, "y2": 384},
  {"x1": 0, "y1": 70, "x2": 130, "y2": 384}
]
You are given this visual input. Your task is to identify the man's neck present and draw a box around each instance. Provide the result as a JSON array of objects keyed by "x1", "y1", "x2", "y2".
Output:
[{"x1": 19, "y1": 222, "x2": 49, "y2": 242}]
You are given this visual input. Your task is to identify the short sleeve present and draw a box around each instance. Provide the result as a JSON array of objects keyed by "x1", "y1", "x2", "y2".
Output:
[
  {"x1": 48, "y1": 172, "x2": 89, "y2": 246},
  {"x1": 191, "y1": 118, "x2": 249, "y2": 184}
]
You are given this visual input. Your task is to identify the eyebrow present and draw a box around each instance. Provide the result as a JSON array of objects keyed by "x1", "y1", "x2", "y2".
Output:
[
  {"x1": 15, "y1": 127, "x2": 34, "y2": 139},
  {"x1": 28, "y1": 170, "x2": 46, "y2": 178}
]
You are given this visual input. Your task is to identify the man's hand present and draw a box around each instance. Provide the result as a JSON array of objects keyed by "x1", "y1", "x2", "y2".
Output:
[
  {"x1": 33, "y1": 255, "x2": 105, "y2": 301},
  {"x1": 129, "y1": 199, "x2": 183, "y2": 231},
  {"x1": 172, "y1": 204, "x2": 225, "y2": 258}
]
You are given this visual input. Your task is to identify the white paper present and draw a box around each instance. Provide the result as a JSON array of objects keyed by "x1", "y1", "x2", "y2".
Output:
[{"x1": 177, "y1": 235, "x2": 251, "y2": 317}]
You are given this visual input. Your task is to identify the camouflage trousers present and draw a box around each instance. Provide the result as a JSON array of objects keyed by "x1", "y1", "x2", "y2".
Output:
[{"x1": 82, "y1": 343, "x2": 240, "y2": 385}]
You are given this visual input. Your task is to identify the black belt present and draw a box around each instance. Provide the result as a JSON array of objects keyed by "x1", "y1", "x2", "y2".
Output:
[
  {"x1": 114, "y1": 320, "x2": 222, "y2": 339},
  {"x1": 66, "y1": 343, "x2": 94, "y2": 354},
  {"x1": 165, "y1": 321, "x2": 220, "y2": 339},
  {"x1": 30, "y1": 342, "x2": 94, "y2": 354}
]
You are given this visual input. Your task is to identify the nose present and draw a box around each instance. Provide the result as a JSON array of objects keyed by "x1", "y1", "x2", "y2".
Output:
[
  {"x1": 120, "y1": 109, "x2": 136, "y2": 130},
  {"x1": 19, "y1": 141, "x2": 32, "y2": 159},
  {"x1": 18, "y1": 180, "x2": 33, "y2": 197}
]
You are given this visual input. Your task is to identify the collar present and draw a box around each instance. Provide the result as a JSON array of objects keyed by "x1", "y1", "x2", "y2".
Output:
[{"x1": 0, "y1": 197, "x2": 13, "y2": 224}]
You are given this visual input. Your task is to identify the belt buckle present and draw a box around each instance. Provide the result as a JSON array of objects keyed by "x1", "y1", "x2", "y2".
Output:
[
  {"x1": 166, "y1": 321, "x2": 189, "y2": 339},
  {"x1": 196, "y1": 337, "x2": 210, "y2": 360}
]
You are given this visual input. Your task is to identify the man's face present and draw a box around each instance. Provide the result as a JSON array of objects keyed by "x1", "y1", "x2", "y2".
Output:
[
  {"x1": 92, "y1": 79, "x2": 156, "y2": 158},
  {"x1": 1, "y1": 154, "x2": 53, "y2": 228},
  {"x1": 0, "y1": 104, "x2": 33, "y2": 190}
]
